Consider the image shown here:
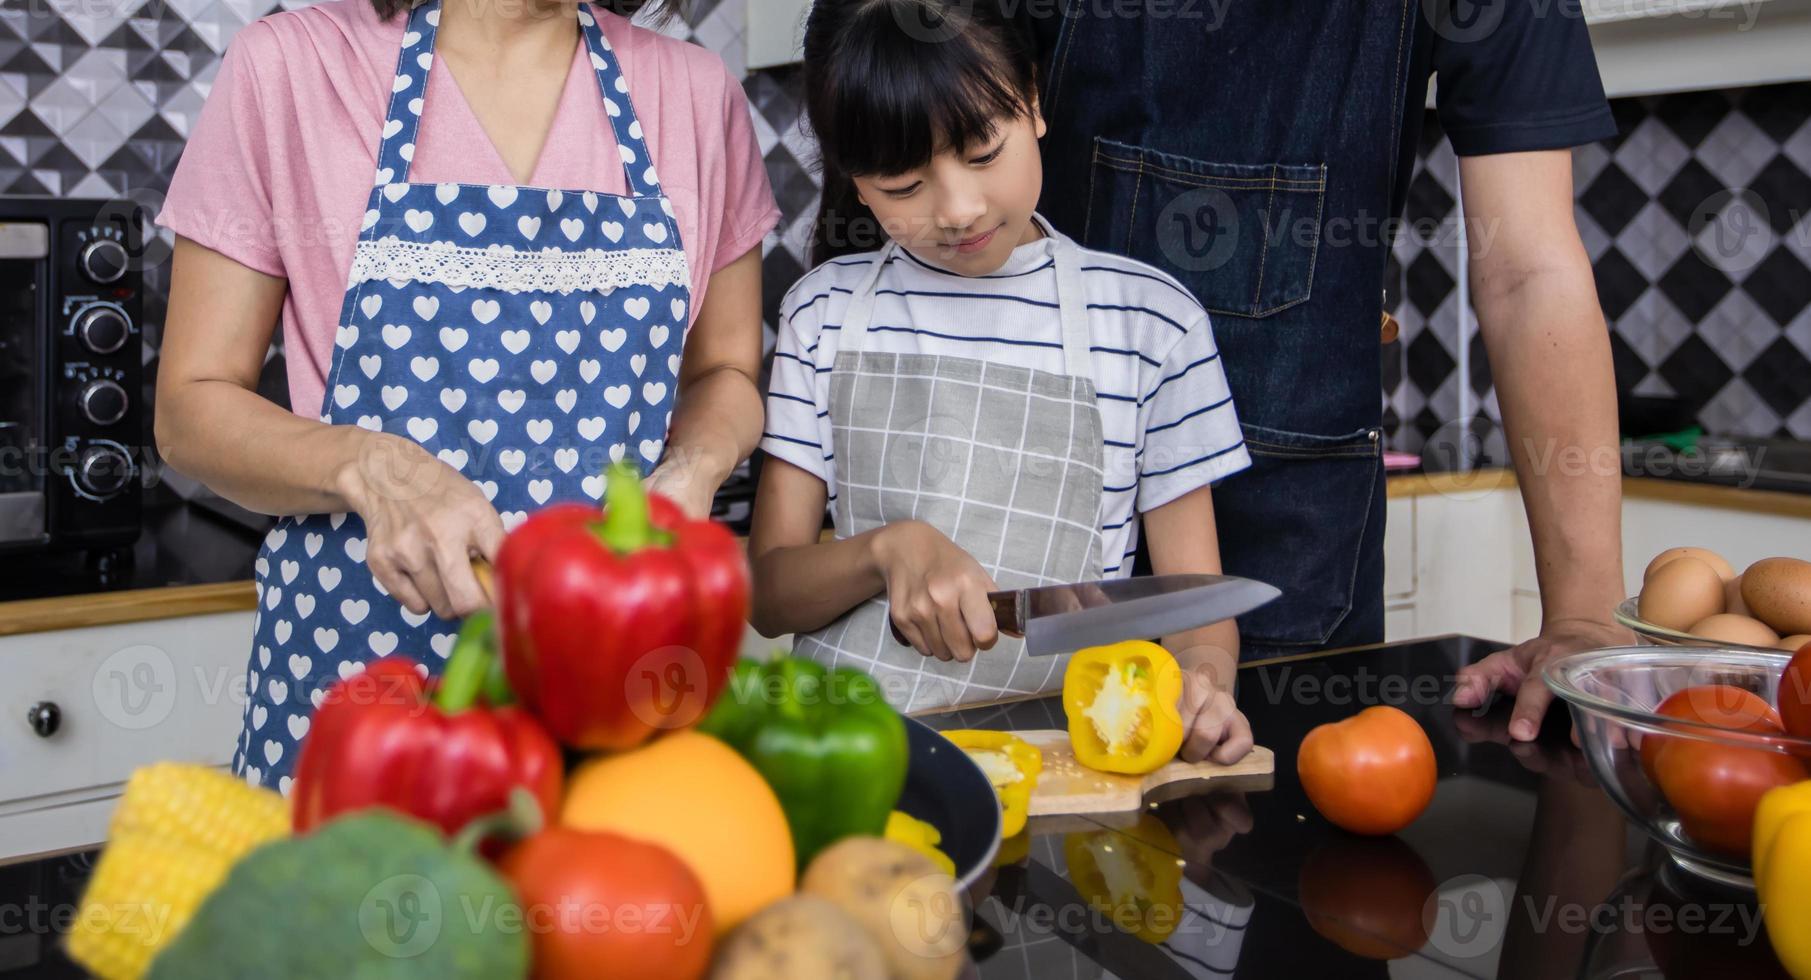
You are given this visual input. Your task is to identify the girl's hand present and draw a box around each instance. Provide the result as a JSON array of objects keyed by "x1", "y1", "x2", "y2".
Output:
[
  {"x1": 1177, "y1": 667, "x2": 1254, "y2": 765},
  {"x1": 873, "y1": 520, "x2": 1000, "y2": 662},
  {"x1": 339, "y1": 432, "x2": 505, "y2": 620}
]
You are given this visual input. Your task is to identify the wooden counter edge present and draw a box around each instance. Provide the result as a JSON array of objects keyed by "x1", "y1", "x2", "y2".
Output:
[
  {"x1": 1387, "y1": 469, "x2": 1811, "y2": 519},
  {"x1": 0, "y1": 581, "x2": 258, "y2": 638}
]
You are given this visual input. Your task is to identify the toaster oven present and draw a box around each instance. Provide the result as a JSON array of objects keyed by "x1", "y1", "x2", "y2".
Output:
[{"x1": 0, "y1": 197, "x2": 143, "y2": 553}]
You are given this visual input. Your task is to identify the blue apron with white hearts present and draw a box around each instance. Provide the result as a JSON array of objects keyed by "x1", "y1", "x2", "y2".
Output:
[{"x1": 233, "y1": 0, "x2": 689, "y2": 791}]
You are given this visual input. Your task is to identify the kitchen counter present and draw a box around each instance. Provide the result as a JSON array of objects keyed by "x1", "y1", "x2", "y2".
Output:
[
  {"x1": 7, "y1": 466, "x2": 1811, "y2": 637},
  {"x1": 0, "y1": 635, "x2": 1786, "y2": 978},
  {"x1": 0, "y1": 500, "x2": 263, "y2": 637}
]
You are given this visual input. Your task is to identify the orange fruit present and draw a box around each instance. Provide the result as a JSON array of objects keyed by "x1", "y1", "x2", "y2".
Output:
[{"x1": 561, "y1": 730, "x2": 795, "y2": 934}]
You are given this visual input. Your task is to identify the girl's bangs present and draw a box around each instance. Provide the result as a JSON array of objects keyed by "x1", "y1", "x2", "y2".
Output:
[{"x1": 816, "y1": 13, "x2": 1031, "y2": 177}]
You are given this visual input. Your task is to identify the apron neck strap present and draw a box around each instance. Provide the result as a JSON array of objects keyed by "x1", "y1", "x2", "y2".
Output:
[
  {"x1": 837, "y1": 228, "x2": 1094, "y2": 383},
  {"x1": 373, "y1": 1, "x2": 661, "y2": 198},
  {"x1": 835, "y1": 241, "x2": 895, "y2": 354}
]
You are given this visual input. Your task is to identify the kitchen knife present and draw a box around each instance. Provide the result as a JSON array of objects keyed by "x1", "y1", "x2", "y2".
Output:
[{"x1": 890, "y1": 573, "x2": 1281, "y2": 656}]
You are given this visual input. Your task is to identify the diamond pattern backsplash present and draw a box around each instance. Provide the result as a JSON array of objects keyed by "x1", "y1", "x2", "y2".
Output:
[
  {"x1": 1384, "y1": 82, "x2": 1811, "y2": 451},
  {"x1": 4, "y1": 0, "x2": 1807, "y2": 483}
]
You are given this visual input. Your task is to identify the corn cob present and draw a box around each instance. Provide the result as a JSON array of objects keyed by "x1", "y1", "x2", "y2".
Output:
[{"x1": 66, "y1": 763, "x2": 290, "y2": 980}]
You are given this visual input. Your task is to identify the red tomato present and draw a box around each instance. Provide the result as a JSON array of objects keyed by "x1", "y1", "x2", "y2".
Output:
[
  {"x1": 1638, "y1": 684, "x2": 1782, "y2": 783},
  {"x1": 1652, "y1": 736, "x2": 1806, "y2": 857},
  {"x1": 1297, "y1": 706, "x2": 1437, "y2": 836},
  {"x1": 500, "y1": 827, "x2": 714, "y2": 980},
  {"x1": 1779, "y1": 643, "x2": 1811, "y2": 738}
]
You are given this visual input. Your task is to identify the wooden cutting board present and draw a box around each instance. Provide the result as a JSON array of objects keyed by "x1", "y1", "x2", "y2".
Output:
[{"x1": 1010, "y1": 729, "x2": 1274, "y2": 819}]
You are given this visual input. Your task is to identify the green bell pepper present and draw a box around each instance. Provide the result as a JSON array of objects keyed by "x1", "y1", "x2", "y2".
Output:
[{"x1": 699, "y1": 655, "x2": 909, "y2": 868}]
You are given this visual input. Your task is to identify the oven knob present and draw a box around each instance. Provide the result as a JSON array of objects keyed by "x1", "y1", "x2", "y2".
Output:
[
  {"x1": 75, "y1": 306, "x2": 130, "y2": 355},
  {"x1": 81, "y1": 238, "x2": 130, "y2": 284},
  {"x1": 75, "y1": 444, "x2": 134, "y2": 498},
  {"x1": 80, "y1": 379, "x2": 129, "y2": 426}
]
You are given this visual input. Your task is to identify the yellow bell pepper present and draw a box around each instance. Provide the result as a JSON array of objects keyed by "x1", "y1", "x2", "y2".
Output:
[
  {"x1": 1754, "y1": 779, "x2": 1811, "y2": 977},
  {"x1": 885, "y1": 810, "x2": 956, "y2": 877},
  {"x1": 67, "y1": 764, "x2": 290, "y2": 980},
  {"x1": 1064, "y1": 813, "x2": 1188, "y2": 944},
  {"x1": 942, "y1": 729, "x2": 1042, "y2": 838},
  {"x1": 1063, "y1": 640, "x2": 1186, "y2": 775},
  {"x1": 995, "y1": 830, "x2": 1031, "y2": 868}
]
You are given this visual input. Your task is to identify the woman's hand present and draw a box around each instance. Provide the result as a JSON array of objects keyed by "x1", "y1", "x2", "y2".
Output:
[
  {"x1": 873, "y1": 520, "x2": 1000, "y2": 662},
  {"x1": 338, "y1": 432, "x2": 505, "y2": 619},
  {"x1": 1177, "y1": 666, "x2": 1254, "y2": 765}
]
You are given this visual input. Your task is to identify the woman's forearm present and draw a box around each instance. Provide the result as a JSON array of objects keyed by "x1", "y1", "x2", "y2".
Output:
[
  {"x1": 749, "y1": 526, "x2": 891, "y2": 638},
  {"x1": 155, "y1": 376, "x2": 388, "y2": 517},
  {"x1": 661, "y1": 363, "x2": 763, "y2": 492}
]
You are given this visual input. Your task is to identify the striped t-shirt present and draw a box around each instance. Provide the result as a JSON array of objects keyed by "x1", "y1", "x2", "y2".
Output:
[{"x1": 760, "y1": 218, "x2": 1251, "y2": 577}]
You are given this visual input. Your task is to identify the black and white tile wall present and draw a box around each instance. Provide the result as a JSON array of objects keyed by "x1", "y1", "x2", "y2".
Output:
[
  {"x1": 1385, "y1": 83, "x2": 1811, "y2": 452},
  {"x1": 4, "y1": 0, "x2": 1807, "y2": 473}
]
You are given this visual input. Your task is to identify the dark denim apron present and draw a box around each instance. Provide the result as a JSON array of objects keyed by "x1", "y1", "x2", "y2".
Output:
[{"x1": 1032, "y1": 0, "x2": 1412, "y2": 659}]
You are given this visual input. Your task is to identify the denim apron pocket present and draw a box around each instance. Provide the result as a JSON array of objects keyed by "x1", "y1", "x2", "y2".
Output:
[
  {"x1": 1212, "y1": 423, "x2": 1382, "y2": 653},
  {"x1": 1083, "y1": 138, "x2": 1325, "y2": 320}
]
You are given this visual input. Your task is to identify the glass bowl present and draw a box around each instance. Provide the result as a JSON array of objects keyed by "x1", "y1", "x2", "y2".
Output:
[
  {"x1": 1612, "y1": 597, "x2": 1785, "y2": 654},
  {"x1": 1544, "y1": 645, "x2": 1811, "y2": 889}
]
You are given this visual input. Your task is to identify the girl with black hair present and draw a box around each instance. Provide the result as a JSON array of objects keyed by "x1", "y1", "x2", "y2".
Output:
[
  {"x1": 155, "y1": 0, "x2": 777, "y2": 790},
  {"x1": 748, "y1": 0, "x2": 1256, "y2": 762}
]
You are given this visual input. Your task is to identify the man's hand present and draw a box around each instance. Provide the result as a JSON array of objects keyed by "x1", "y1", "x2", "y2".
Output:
[{"x1": 1452, "y1": 618, "x2": 1633, "y2": 741}]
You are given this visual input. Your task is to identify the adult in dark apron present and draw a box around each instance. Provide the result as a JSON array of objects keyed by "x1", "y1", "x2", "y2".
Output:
[
  {"x1": 792, "y1": 230, "x2": 1105, "y2": 713},
  {"x1": 236, "y1": 0, "x2": 690, "y2": 791},
  {"x1": 1031, "y1": 0, "x2": 1408, "y2": 659}
]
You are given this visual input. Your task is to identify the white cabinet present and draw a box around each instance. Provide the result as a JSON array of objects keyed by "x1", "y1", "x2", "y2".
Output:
[{"x1": 0, "y1": 611, "x2": 253, "y2": 859}]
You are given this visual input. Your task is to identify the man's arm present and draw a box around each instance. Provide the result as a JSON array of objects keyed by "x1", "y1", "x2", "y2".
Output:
[{"x1": 1450, "y1": 149, "x2": 1632, "y2": 740}]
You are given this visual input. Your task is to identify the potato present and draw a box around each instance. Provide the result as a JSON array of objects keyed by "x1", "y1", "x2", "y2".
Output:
[
  {"x1": 801, "y1": 837, "x2": 968, "y2": 980},
  {"x1": 710, "y1": 896, "x2": 887, "y2": 980},
  {"x1": 1743, "y1": 558, "x2": 1811, "y2": 636}
]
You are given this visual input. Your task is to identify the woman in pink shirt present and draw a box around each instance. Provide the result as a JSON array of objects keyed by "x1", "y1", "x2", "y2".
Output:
[{"x1": 154, "y1": 0, "x2": 777, "y2": 790}]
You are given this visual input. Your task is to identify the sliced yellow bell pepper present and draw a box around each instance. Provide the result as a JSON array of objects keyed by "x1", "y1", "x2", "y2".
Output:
[
  {"x1": 1754, "y1": 779, "x2": 1811, "y2": 976},
  {"x1": 885, "y1": 810, "x2": 956, "y2": 877},
  {"x1": 995, "y1": 829, "x2": 1031, "y2": 868},
  {"x1": 1064, "y1": 813, "x2": 1187, "y2": 944},
  {"x1": 942, "y1": 729, "x2": 1043, "y2": 838},
  {"x1": 1063, "y1": 640, "x2": 1186, "y2": 775}
]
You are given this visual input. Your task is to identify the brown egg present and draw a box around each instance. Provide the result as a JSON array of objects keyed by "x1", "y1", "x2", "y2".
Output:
[
  {"x1": 1742, "y1": 558, "x2": 1811, "y2": 636},
  {"x1": 1646, "y1": 547, "x2": 1737, "y2": 582},
  {"x1": 1639, "y1": 557, "x2": 1727, "y2": 632},
  {"x1": 1777, "y1": 635, "x2": 1811, "y2": 653},
  {"x1": 1724, "y1": 574, "x2": 1750, "y2": 616},
  {"x1": 1688, "y1": 613, "x2": 1780, "y2": 648}
]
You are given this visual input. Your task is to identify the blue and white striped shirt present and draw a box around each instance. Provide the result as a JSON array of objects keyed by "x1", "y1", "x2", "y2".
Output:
[{"x1": 760, "y1": 221, "x2": 1250, "y2": 577}]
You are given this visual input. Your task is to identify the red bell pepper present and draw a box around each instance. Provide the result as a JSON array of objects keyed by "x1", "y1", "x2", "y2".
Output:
[
  {"x1": 494, "y1": 462, "x2": 748, "y2": 750},
  {"x1": 290, "y1": 611, "x2": 563, "y2": 841}
]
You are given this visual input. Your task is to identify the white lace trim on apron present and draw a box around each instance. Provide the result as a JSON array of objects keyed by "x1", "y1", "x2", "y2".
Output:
[{"x1": 349, "y1": 236, "x2": 690, "y2": 295}]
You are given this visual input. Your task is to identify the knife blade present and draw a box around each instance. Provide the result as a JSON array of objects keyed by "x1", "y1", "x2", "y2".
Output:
[{"x1": 888, "y1": 573, "x2": 1281, "y2": 656}]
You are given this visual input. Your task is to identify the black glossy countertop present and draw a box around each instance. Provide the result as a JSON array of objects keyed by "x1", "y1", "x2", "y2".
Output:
[
  {"x1": 0, "y1": 499, "x2": 265, "y2": 604},
  {"x1": 1, "y1": 636, "x2": 1789, "y2": 979},
  {"x1": 917, "y1": 635, "x2": 1787, "y2": 979}
]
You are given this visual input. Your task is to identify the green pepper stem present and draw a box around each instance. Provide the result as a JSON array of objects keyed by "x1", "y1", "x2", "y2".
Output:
[
  {"x1": 451, "y1": 787, "x2": 544, "y2": 854},
  {"x1": 434, "y1": 611, "x2": 498, "y2": 713},
  {"x1": 597, "y1": 461, "x2": 656, "y2": 552}
]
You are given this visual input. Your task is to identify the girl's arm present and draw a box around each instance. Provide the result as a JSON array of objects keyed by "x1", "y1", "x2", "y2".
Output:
[
  {"x1": 747, "y1": 458, "x2": 998, "y2": 661},
  {"x1": 156, "y1": 237, "x2": 500, "y2": 617},
  {"x1": 647, "y1": 246, "x2": 766, "y2": 517},
  {"x1": 1142, "y1": 485, "x2": 1252, "y2": 763}
]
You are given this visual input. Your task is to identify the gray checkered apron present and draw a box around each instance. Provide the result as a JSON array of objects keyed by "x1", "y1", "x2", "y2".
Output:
[{"x1": 793, "y1": 234, "x2": 1106, "y2": 713}]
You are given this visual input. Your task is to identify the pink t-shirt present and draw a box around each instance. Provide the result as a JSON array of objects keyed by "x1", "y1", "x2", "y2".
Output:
[{"x1": 158, "y1": 0, "x2": 779, "y2": 420}]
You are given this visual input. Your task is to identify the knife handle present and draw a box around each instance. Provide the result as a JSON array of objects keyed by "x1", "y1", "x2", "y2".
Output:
[{"x1": 887, "y1": 590, "x2": 1025, "y2": 648}]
